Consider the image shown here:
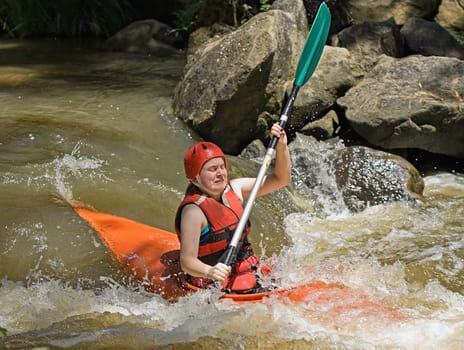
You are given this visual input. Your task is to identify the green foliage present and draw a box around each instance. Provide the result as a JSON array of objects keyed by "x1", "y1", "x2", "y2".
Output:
[
  {"x1": 0, "y1": 0, "x2": 277, "y2": 38},
  {"x1": 241, "y1": 0, "x2": 274, "y2": 24},
  {"x1": 0, "y1": 326, "x2": 6, "y2": 336},
  {"x1": 173, "y1": 0, "x2": 204, "y2": 34},
  {"x1": 53, "y1": 0, "x2": 133, "y2": 37},
  {"x1": 0, "y1": 0, "x2": 133, "y2": 38},
  {"x1": 241, "y1": 4, "x2": 254, "y2": 23},
  {"x1": 259, "y1": 0, "x2": 273, "y2": 12},
  {"x1": 173, "y1": 0, "x2": 275, "y2": 35},
  {"x1": 0, "y1": 0, "x2": 48, "y2": 37}
]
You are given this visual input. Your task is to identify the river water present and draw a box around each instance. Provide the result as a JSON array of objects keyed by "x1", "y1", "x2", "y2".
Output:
[{"x1": 0, "y1": 39, "x2": 463, "y2": 350}]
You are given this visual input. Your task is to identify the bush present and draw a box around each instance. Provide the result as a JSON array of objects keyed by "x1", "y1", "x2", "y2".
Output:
[
  {"x1": 173, "y1": 0, "x2": 275, "y2": 35},
  {"x1": 0, "y1": 0, "x2": 133, "y2": 38}
]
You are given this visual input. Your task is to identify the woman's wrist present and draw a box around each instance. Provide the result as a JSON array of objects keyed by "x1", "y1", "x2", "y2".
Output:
[{"x1": 205, "y1": 266, "x2": 213, "y2": 279}]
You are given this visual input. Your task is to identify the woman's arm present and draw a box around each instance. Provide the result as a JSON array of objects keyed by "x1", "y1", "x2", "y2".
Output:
[{"x1": 179, "y1": 204, "x2": 231, "y2": 281}]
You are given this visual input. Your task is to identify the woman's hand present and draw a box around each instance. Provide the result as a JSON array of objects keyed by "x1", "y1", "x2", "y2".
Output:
[
  {"x1": 270, "y1": 122, "x2": 287, "y2": 146},
  {"x1": 206, "y1": 263, "x2": 231, "y2": 282}
]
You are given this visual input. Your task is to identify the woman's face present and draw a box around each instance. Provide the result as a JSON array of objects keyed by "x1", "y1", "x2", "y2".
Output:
[{"x1": 196, "y1": 157, "x2": 227, "y2": 198}]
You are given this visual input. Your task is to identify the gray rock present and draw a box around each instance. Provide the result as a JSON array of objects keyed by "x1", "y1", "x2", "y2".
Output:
[
  {"x1": 338, "y1": 55, "x2": 464, "y2": 158},
  {"x1": 333, "y1": 18, "x2": 404, "y2": 78},
  {"x1": 332, "y1": 146, "x2": 424, "y2": 211},
  {"x1": 104, "y1": 19, "x2": 180, "y2": 56},
  {"x1": 289, "y1": 133, "x2": 424, "y2": 212},
  {"x1": 401, "y1": 17, "x2": 464, "y2": 59}
]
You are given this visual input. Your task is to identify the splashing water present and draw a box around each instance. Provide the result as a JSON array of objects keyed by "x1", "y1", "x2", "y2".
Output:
[{"x1": 53, "y1": 142, "x2": 109, "y2": 201}]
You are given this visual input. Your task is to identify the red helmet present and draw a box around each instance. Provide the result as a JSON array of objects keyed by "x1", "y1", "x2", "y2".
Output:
[{"x1": 184, "y1": 142, "x2": 226, "y2": 180}]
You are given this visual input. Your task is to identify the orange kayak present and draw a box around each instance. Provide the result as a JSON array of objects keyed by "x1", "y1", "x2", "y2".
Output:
[{"x1": 71, "y1": 202, "x2": 404, "y2": 318}]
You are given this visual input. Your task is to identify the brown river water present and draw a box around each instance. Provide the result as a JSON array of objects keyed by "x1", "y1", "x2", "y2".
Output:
[{"x1": 0, "y1": 39, "x2": 463, "y2": 350}]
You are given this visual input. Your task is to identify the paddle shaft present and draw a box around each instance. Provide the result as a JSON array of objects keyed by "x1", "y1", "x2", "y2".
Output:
[{"x1": 220, "y1": 85, "x2": 300, "y2": 266}]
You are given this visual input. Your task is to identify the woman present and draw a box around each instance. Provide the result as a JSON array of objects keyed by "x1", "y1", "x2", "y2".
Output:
[{"x1": 175, "y1": 123, "x2": 291, "y2": 293}]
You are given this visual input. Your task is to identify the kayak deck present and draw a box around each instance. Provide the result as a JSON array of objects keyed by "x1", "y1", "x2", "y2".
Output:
[{"x1": 72, "y1": 202, "x2": 189, "y2": 300}]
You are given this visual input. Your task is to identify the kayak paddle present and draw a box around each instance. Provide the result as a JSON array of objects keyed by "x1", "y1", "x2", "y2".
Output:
[{"x1": 218, "y1": 2, "x2": 331, "y2": 266}]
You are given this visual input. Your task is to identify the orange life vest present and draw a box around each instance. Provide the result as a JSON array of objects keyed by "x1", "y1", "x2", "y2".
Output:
[
  {"x1": 175, "y1": 184, "x2": 263, "y2": 292},
  {"x1": 175, "y1": 184, "x2": 251, "y2": 263}
]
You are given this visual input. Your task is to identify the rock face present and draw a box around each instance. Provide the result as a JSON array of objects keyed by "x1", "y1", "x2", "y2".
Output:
[
  {"x1": 337, "y1": 55, "x2": 464, "y2": 158},
  {"x1": 165, "y1": 0, "x2": 464, "y2": 213},
  {"x1": 171, "y1": 0, "x2": 464, "y2": 160}
]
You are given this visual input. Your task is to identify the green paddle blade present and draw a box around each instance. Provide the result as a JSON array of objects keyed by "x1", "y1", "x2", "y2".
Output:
[{"x1": 294, "y1": 2, "x2": 331, "y2": 87}]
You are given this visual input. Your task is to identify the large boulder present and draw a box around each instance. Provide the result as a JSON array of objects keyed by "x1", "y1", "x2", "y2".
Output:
[
  {"x1": 171, "y1": 0, "x2": 463, "y2": 166},
  {"x1": 338, "y1": 55, "x2": 464, "y2": 159},
  {"x1": 173, "y1": 1, "x2": 309, "y2": 154},
  {"x1": 331, "y1": 146, "x2": 424, "y2": 211},
  {"x1": 289, "y1": 133, "x2": 424, "y2": 212},
  {"x1": 401, "y1": 17, "x2": 464, "y2": 59}
]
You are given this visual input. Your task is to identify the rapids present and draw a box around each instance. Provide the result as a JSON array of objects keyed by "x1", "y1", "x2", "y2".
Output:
[{"x1": 0, "y1": 39, "x2": 463, "y2": 350}]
